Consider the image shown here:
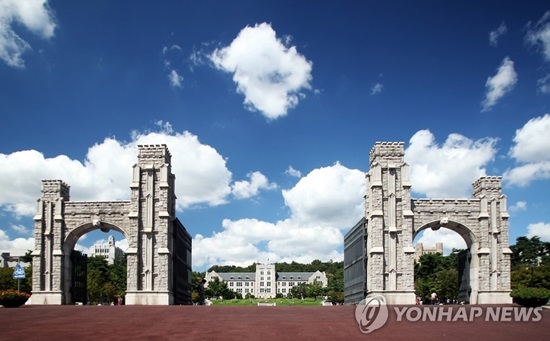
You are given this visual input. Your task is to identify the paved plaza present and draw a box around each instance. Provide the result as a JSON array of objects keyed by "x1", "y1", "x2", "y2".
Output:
[{"x1": 1, "y1": 305, "x2": 549, "y2": 340}]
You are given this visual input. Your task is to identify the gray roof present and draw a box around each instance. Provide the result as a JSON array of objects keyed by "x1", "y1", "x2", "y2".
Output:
[
  {"x1": 277, "y1": 272, "x2": 315, "y2": 280},
  {"x1": 212, "y1": 271, "x2": 317, "y2": 281},
  {"x1": 216, "y1": 272, "x2": 254, "y2": 281}
]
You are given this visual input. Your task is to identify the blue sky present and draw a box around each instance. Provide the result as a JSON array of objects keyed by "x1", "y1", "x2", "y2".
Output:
[{"x1": 1, "y1": 1, "x2": 549, "y2": 271}]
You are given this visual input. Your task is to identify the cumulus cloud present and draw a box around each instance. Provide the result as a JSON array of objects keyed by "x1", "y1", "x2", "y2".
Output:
[
  {"x1": 526, "y1": 222, "x2": 550, "y2": 241},
  {"x1": 0, "y1": 229, "x2": 34, "y2": 255},
  {"x1": 231, "y1": 171, "x2": 277, "y2": 199},
  {"x1": 168, "y1": 69, "x2": 183, "y2": 87},
  {"x1": 162, "y1": 45, "x2": 185, "y2": 87},
  {"x1": 0, "y1": 125, "x2": 251, "y2": 218},
  {"x1": 508, "y1": 201, "x2": 527, "y2": 213},
  {"x1": 210, "y1": 22, "x2": 313, "y2": 119},
  {"x1": 489, "y1": 22, "x2": 507, "y2": 47},
  {"x1": 285, "y1": 166, "x2": 301, "y2": 178},
  {"x1": 481, "y1": 57, "x2": 518, "y2": 112},
  {"x1": 11, "y1": 224, "x2": 30, "y2": 234},
  {"x1": 525, "y1": 11, "x2": 550, "y2": 62},
  {"x1": 537, "y1": 74, "x2": 550, "y2": 94},
  {"x1": 504, "y1": 114, "x2": 550, "y2": 186},
  {"x1": 192, "y1": 163, "x2": 365, "y2": 268},
  {"x1": 404, "y1": 130, "x2": 498, "y2": 198},
  {"x1": 0, "y1": 0, "x2": 56, "y2": 68},
  {"x1": 371, "y1": 83, "x2": 383, "y2": 95},
  {"x1": 415, "y1": 229, "x2": 467, "y2": 255}
]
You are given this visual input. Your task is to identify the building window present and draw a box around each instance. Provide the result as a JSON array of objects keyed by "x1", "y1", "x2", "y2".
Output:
[
  {"x1": 229, "y1": 282, "x2": 234, "y2": 287},
  {"x1": 260, "y1": 282, "x2": 264, "y2": 286},
  {"x1": 282, "y1": 282, "x2": 286, "y2": 286},
  {"x1": 282, "y1": 288, "x2": 286, "y2": 293},
  {"x1": 267, "y1": 282, "x2": 271, "y2": 286},
  {"x1": 267, "y1": 277, "x2": 271, "y2": 281},
  {"x1": 237, "y1": 282, "x2": 242, "y2": 286}
]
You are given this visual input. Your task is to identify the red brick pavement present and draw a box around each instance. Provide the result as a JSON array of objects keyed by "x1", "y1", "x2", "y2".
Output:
[{"x1": 1, "y1": 304, "x2": 549, "y2": 341}]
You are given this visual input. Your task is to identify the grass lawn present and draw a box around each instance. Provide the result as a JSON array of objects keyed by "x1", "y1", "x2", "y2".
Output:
[{"x1": 208, "y1": 298, "x2": 326, "y2": 306}]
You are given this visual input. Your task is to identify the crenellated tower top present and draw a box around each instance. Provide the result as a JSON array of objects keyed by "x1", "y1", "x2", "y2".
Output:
[
  {"x1": 473, "y1": 176, "x2": 502, "y2": 198},
  {"x1": 369, "y1": 142, "x2": 405, "y2": 166},
  {"x1": 41, "y1": 180, "x2": 70, "y2": 201},
  {"x1": 137, "y1": 144, "x2": 171, "y2": 166}
]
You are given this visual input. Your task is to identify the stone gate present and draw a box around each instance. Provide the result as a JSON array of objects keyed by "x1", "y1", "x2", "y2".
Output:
[
  {"x1": 31, "y1": 145, "x2": 192, "y2": 305},
  {"x1": 344, "y1": 142, "x2": 512, "y2": 304}
]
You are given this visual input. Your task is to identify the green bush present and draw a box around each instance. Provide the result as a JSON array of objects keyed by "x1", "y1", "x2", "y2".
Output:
[{"x1": 510, "y1": 287, "x2": 550, "y2": 307}]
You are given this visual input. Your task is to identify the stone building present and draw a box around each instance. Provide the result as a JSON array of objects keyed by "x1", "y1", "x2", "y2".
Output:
[
  {"x1": 344, "y1": 142, "x2": 512, "y2": 305},
  {"x1": 1, "y1": 252, "x2": 31, "y2": 268},
  {"x1": 31, "y1": 145, "x2": 193, "y2": 305},
  {"x1": 89, "y1": 235, "x2": 124, "y2": 265},
  {"x1": 414, "y1": 242, "x2": 443, "y2": 262},
  {"x1": 205, "y1": 263, "x2": 328, "y2": 299}
]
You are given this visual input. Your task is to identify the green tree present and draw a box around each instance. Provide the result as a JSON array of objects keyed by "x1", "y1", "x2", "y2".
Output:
[
  {"x1": 511, "y1": 236, "x2": 550, "y2": 268},
  {"x1": 205, "y1": 277, "x2": 235, "y2": 299},
  {"x1": 108, "y1": 256, "x2": 127, "y2": 298},
  {"x1": 290, "y1": 282, "x2": 307, "y2": 299},
  {"x1": 87, "y1": 256, "x2": 110, "y2": 304},
  {"x1": 0, "y1": 267, "x2": 32, "y2": 293},
  {"x1": 414, "y1": 251, "x2": 461, "y2": 303}
]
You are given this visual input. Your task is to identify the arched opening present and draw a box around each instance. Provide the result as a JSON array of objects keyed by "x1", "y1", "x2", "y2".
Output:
[
  {"x1": 63, "y1": 223, "x2": 129, "y2": 305},
  {"x1": 413, "y1": 220, "x2": 478, "y2": 304}
]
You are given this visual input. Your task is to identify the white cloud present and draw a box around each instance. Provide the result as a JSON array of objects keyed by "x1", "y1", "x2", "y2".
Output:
[
  {"x1": 11, "y1": 224, "x2": 30, "y2": 234},
  {"x1": 0, "y1": 125, "x2": 261, "y2": 217},
  {"x1": 0, "y1": 0, "x2": 56, "y2": 68},
  {"x1": 481, "y1": 57, "x2": 518, "y2": 112},
  {"x1": 404, "y1": 130, "x2": 498, "y2": 198},
  {"x1": 508, "y1": 201, "x2": 527, "y2": 213},
  {"x1": 209, "y1": 22, "x2": 313, "y2": 119},
  {"x1": 537, "y1": 74, "x2": 550, "y2": 94},
  {"x1": 192, "y1": 163, "x2": 365, "y2": 268},
  {"x1": 415, "y1": 229, "x2": 467, "y2": 255},
  {"x1": 371, "y1": 83, "x2": 383, "y2": 95},
  {"x1": 489, "y1": 22, "x2": 507, "y2": 47},
  {"x1": 285, "y1": 166, "x2": 302, "y2": 178},
  {"x1": 504, "y1": 114, "x2": 550, "y2": 186},
  {"x1": 168, "y1": 69, "x2": 183, "y2": 87},
  {"x1": 231, "y1": 171, "x2": 277, "y2": 199},
  {"x1": 525, "y1": 11, "x2": 550, "y2": 62},
  {"x1": 526, "y1": 222, "x2": 550, "y2": 242},
  {"x1": 0, "y1": 229, "x2": 34, "y2": 256}
]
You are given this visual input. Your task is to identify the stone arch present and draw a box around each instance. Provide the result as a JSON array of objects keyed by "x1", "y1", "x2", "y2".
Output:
[
  {"x1": 343, "y1": 142, "x2": 513, "y2": 304},
  {"x1": 413, "y1": 219, "x2": 477, "y2": 248},
  {"x1": 31, "y1": 145, "x2": 193, "y2": 305}
]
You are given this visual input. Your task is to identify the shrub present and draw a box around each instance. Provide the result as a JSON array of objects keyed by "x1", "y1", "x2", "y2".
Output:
[{"x1": 510, "y1": 287, "x2": 550, "y2": 307}]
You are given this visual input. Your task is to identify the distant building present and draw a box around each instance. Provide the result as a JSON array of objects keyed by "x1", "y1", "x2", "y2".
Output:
[
  {"x1": 414, "y1": 242, "x2": 443, "y2": 262},
  {"x1": 89, "y1": 235, "x2": 124, "y2": 265},
  {"x1": 0, "y1": 252, "x2": 31, "y2": 268},
  {"x1": 205, "y1": 263, "x2": 328, "y2": 299}
]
